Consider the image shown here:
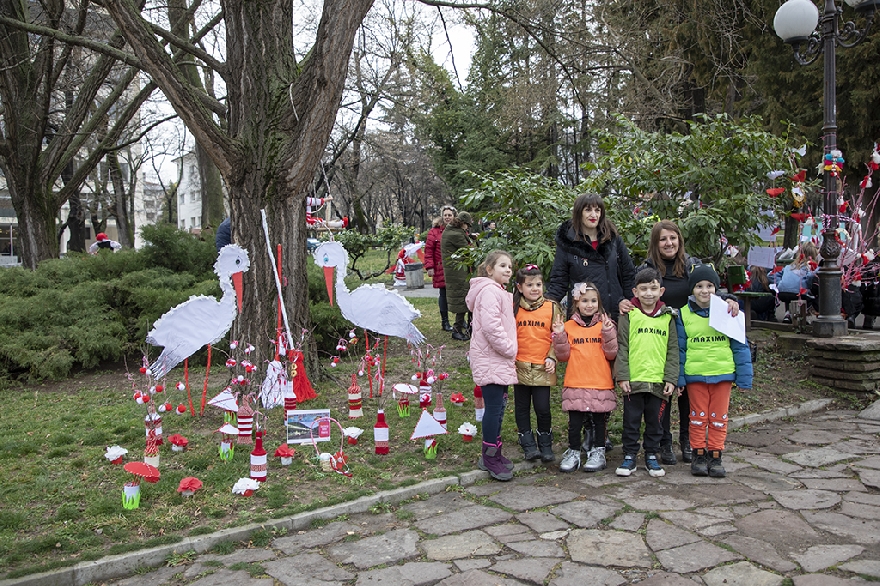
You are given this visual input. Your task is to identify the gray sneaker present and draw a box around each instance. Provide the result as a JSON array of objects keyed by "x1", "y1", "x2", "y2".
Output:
[
  {"x1": 559, "y1": 448, "x2": 581, "y2": 472},
  {"x1": 582, "y1": 447, "x2": 606, "y2": 472}
]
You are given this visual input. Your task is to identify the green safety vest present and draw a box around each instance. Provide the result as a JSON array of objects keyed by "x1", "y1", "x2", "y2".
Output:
[
  {"x1": 680, "y1": 305, "x2": 735, "y2": 376},
  {"x1": 628, "y1": 310, "x2": 672, "y2": 384}
]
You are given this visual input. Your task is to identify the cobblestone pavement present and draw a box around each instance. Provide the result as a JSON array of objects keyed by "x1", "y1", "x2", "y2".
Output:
[{"x1": 66, "y1": 402, "x2": 880, "y2": 585}]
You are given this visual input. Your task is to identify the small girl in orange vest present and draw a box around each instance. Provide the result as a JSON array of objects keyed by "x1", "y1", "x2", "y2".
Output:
[
  {"x1": 552, "y1": 281, "x2": 618, "y2": 472},
  {"x1": 513, "y1": 264, "x2": 564, "y2": 462}
]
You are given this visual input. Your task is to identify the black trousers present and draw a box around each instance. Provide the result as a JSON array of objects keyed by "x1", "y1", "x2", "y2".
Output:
[
  {"x1": 661, "y1": 388, "x2": 689, "y2": 446},
  {"x1": 621, "y1": 393, "x2": 665, "y2": 456},
  {"x1": 438, "y1": 287, "x2": 448, "y2": 322},
  {"x1": 513, "y1": 385, "x2": 551, "y2": 434},
  {"x1": 567, "y1": 411, "x2": 607, "y2": 450}
]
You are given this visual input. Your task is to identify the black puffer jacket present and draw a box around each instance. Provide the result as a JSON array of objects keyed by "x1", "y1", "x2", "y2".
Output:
[{"x1": 547, "y1": 220, "x2": 636, "y2": 321}]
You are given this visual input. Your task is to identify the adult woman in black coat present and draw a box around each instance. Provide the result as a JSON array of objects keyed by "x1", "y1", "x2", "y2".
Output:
[{"x1": 546, "y1": 193, "x2": 636, "y2": 321}]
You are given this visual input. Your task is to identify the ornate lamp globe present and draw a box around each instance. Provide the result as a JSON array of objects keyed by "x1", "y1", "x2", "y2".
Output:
[{"x1": 774, "y1": 0, "x2": 819, "y2": 43}]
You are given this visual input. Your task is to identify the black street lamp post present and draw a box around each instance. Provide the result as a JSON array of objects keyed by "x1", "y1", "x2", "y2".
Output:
[{"x1": 774, "y1": 0, "x2": 879, "y2": 337}]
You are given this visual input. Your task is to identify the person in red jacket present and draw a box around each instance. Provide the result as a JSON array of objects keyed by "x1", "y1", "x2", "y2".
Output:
[{"x1": 425, "y1": 205, "x2": 457, "y2": 332}]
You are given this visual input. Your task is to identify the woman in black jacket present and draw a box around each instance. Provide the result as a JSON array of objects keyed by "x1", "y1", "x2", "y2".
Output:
[{"x1": 547, "y1": 193, "x2": 636, "y2": 321}]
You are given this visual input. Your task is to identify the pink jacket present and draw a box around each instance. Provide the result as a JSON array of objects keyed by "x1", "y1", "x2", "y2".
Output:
[
  {"x1": 553, "y1": 313, "x2": 618, "y2": 413},
  {"x1": 466, "y1": 277, "x2": 518, "y2": 386}
]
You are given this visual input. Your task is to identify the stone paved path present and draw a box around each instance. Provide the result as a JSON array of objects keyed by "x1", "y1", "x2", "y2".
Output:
[{"x1": 100, "y1": 403, "x2": 880, "y2": 585}]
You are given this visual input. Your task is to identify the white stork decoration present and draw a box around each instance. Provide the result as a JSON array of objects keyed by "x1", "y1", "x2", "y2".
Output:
[
  {"x1": 147, "y1": 244, "x2": 250, "y2": 379},
  {"x1": 313, "y1": 241, "x2": 425, "y2": 345}
]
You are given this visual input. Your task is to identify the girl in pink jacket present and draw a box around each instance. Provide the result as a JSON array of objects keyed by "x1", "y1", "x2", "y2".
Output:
[{"x1": 465, "y1": 250, "x2": 518, "y2": 481}]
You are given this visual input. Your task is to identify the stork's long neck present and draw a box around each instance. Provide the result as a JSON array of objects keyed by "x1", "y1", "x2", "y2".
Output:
[
  {"x1": 335, "y1": 264, "x2": 350, "y2": 307},
  {"x1": 219, "y1": 272, "x2": 236, "y2": 309}
]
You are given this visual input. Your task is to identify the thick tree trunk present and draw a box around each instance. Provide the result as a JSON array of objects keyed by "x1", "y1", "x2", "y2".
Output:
[
  {"x1": 65, "y1": 190, "x2": 87, "y2": 253},
  {"x1": 108, "y1": 151, "x2": 133, "y2": 248},
  {"x1": 8, "y1": 177, "x2": 58, "y2": 268},
  {"x1": 104, "y1": 0, "x2": 373, "y2": 368},
  {"x1": 197, "y1": 143, "x2": 226, "y2": 231}
]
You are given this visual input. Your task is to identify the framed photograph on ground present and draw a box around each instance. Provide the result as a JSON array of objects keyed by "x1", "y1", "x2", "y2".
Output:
[{"x1": 287, "y1": 409, "x2": 332, "y2": 445}]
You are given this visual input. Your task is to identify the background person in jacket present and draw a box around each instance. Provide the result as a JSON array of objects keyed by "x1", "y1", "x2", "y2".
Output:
[
  {"x1": 425, "y1": 205, "x2": 457, "y2": 332},
  {"x1": 441, "y1": 211, "x2": 475, "y2": 340},
  {"x1": 512, "y1": 264, "x2": 564, "y2": 463},
  {"x1": 466, "y1": 250, "x2": 518, "y2": 482},
  {"x1": 552, "y1": 282, "x2": 618, "y2": 473},
  {"x1": 676, "y1": 264, "x2": 753, "y2": 478},
  {"x1": 772, "y1": 241, "x2": 819, "y2": 321},
  {"x1": 547, "y1": 193, "x2": 636, "y2": 322},
  {"x1": 631, "y1": 220, "x2": 739, "y2": 466},
  {"x1": 615, "y1": 268, "x2": 680, "y2": 479}
]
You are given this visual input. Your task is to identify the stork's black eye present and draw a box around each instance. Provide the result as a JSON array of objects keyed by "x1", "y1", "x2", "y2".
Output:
[
  {"x1": 236, "y1": 259, "x2": 241, "y2": 265},
  {"x1": 323, "y1": 254, "x2": 329, "y2": 263}
]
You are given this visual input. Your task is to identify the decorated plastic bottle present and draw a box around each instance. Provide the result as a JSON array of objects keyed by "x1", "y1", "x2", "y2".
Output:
[
  {"x1": 432, "y1": 391, "x2": 447, "y2": 431},
  {"x1": 348, "y1": 374, "x2": 363, "y2": 419},
  {"x1": 237, "y1": 397, "x2": 253, "y2": 445},
  {"x1": 250, "y1": 430, "x2": 267, "y2": 482},
  {"x1": 473, "y1": 386, "x2": 485, "y2": 422},
  {"x1": 373, "y1": 409, "x2": 389, "y2": 455},
  {"x1": 397, "y1": 395, "x2": 410, "y2": 418}
]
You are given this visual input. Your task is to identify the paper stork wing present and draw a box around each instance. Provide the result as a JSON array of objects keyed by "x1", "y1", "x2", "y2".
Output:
[
  {"x1": 410, "y1": 409, "x2": 448, "y2": 440},
  {"x1": 207, "y1": 388, "x2": 239, "y2": 412}
]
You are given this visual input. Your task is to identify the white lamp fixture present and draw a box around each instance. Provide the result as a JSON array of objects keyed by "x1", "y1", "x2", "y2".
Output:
[
  {"x1": 774, "y1": 0, "x2": 820, "y2": 43},
  {"x1": 844, "y1": 0, "x2": 880, "y2": 11}
]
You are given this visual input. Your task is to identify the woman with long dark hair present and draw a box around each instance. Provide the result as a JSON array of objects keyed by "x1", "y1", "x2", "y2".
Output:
[{"x1": 546, "y1": 193, "x2": 636, "y2": 321}]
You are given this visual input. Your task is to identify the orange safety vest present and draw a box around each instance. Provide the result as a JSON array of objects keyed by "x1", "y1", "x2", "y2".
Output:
[
  {"x1": 515, "y1": 302, "x2": 554, "y2": 364},
  {"x1": 562, "y1": 320, "x2": 614, "y2": 390}
]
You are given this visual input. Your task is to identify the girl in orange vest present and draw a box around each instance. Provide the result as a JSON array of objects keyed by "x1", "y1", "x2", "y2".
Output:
[
  {"x1": 552, "y1": 282, "x2": 618, "y2": 472},
  {"x1": 513, "y1": 264, "x2": 564, "y2": 462}
]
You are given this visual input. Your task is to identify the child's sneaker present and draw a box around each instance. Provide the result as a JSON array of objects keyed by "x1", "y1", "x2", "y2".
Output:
[
  {"x1": 559, "y1": 448, "x2": 581, "y2": 472},
  {"x1": 615, "y1": 454, "x2": 637, "y2": 477},
  {"x1": 645, "y1": 454, "x2": 666, "y2": 477}
]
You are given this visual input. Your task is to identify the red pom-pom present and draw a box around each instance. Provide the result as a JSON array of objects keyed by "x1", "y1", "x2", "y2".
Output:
[
  {"x1": 139, "y1": 367, "x2": 147, "y2": 374},
  {"x1": 154, "y1": 385, "x2": 164, "y2": 393},
  {"x1": 177, "y1": 404, "x2": 187, "y2": 414}
]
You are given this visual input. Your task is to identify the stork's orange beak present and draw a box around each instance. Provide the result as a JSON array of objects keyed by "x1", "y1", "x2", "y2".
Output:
[
  {"x1": 323, "y1": 266, "x2": 334, "y2": 306},
  {"x1": 232, "y1": 271, "x2": 244, "y2": 313}
]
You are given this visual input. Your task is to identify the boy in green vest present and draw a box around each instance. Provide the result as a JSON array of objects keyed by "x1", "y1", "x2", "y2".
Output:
[
  {"x1": 616, "y1": 267, "x2": 680, "y2": 477},
  {"x1": 676, "y1": 264, "x2": 753, "y2": 478}
]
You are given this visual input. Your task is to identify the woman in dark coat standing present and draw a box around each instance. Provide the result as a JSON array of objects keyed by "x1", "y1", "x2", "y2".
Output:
[
  {"x1": 425, "y1": 205, "x2": 457, "y2": 332},
  {"x1": 546, "y1": 193, "x2": 635, "y2": 321},
  {"x1": 441, "y1": 211, "x2": 474, "y2": 341}
]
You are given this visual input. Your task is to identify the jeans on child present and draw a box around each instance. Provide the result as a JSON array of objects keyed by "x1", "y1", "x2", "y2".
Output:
[{"x1": 481, "y1": 384, "x2": 508, "y2": 443}]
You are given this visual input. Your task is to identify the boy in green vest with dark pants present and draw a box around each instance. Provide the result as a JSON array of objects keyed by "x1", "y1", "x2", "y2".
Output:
[
  {"x1": 616, "y1": 268, "x2": 680, "y2": 477},
  {"x1": 676, "y1": 264, "x2": 753, "y2": 478}
]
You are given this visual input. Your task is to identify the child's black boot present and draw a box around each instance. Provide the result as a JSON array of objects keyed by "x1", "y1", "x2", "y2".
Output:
[
  {"x1": 537, "y1": 431, "x2": 555, "y2": 462},
  {"x1": 680, "y1": 431, "x2": 693, "y2": 463},
  {"x1": 518, "y1": 430, "x2": 540, "y2": 461},
  {"x1": 691, "y1": 448, "x2": 709, "y2": 477},
  {"x1": 708, "y1": 450, "x2": 726, "y2": 478}
]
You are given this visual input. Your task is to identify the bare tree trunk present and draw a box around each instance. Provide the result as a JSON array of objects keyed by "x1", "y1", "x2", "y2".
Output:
[
  {"x1": 107, "y1": 151, "x2": 133, "y2": 247},
  {"x1": 197, "y1": 143, "x2": 226, "y2": 230},
  {"x1": 65, "y1": 190, "x2": 87, "y2": 253}
]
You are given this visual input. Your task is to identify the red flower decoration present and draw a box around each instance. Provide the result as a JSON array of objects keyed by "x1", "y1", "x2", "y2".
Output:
[{"x1": 766, "y1": 187, "x2": 785, "y2": 198}]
